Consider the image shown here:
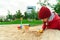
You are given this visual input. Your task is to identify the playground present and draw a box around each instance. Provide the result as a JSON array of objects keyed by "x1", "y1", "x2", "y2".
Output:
[
  {"x1": 0, "y1": 0, "x2": 60, "y2": 40},
  {"x1": 0, "y1": 24, "x2": 60, "y2": 40}
]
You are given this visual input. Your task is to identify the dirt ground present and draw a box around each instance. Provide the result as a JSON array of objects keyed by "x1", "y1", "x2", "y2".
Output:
[{"x1": 0, "y1": 24, "x2": 60, "y2": 40}]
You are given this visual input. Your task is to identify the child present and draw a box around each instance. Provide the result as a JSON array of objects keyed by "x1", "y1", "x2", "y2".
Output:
[{"x1": 38, "y1": 6, "x2": 60, "y2": 32}]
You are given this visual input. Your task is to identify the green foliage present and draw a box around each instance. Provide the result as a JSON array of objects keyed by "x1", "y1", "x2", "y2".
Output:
[
  {"x1": 24, "y1": 12, "x2": 29, "y2": 19},
  {"x1": 15, "y1": 10, "x2": 22, "y2": 19},
  {"x1": 0, "y1": 19, "x2": 3, "y2": 22},
  {"x1": 54, "y1": 3, "x2": 60, "y2": 14},
  {"x1": 37, "y1": 0, "x2": 55, "y2": 8},
  {"x1": 6, "y1": 10, "x2": 13, "y2": 19},
  {"x1": 58, "y1": 0, "x2": 60, "y2": 2},
  {"x1": 37, "y1": 0, "x2": 48, "y2": 6},
  {"x1": 24, "y1": 9, "x2": 38, "y2": 20},
  {"x1": 31, "y1": 9, "x2": 38, "y2": 19},
  {"x1": 6, "y1": 14, "x2": 13, "y2": 19},
  {"x1": 0, "y1": 19, "x2": 43, "y2": 26}
]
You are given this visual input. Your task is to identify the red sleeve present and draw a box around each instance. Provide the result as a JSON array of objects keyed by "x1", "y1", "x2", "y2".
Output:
[
  {"x1": 42, "y1": 24, "x2": 46, "y2": 30},
  {"x1": 57, "y1": 20, "x2": 60, "y2": 30}
]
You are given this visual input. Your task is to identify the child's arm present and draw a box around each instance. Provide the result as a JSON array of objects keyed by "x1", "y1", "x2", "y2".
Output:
[
  {"x1": 37, "y1": 24, "x2": 46, "y2": 33},
  {"x1": 42, "y1": 24, "x2": 46, "y2": 30}
]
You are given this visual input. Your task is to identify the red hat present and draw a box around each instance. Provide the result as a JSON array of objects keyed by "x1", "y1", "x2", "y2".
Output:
[{"x1": 38, "y1": 6, "x2": 51, "y2": 19}]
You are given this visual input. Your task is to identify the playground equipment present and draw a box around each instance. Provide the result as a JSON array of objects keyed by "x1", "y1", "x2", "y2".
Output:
[
  {"x1": 17, "y1": 17, "x2": 23, "y2": 30},
  {"x1": 17, "y1": 26, "x2": 21, "y2": 30},
  {"x1": 24, "y1": 25, "x2": 30, "y2": 30},
  {"x1": 17, "y1": 17, "x2": 30, "y2": 31}
]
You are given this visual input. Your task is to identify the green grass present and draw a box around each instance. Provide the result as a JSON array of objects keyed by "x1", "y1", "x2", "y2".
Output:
[{"x1": 0, "y1": 19, "x2": 43, "y2": 26}]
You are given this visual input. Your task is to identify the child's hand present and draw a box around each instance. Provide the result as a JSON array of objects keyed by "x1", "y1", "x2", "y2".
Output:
[
  {"x1": 37, "y1": 29, "x2": 43, "y2": 33},
  {"x1": 34, "y1": 30, "x2": 43, "y2": 37}
]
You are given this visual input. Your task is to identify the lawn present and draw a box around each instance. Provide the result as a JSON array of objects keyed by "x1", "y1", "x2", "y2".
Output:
[{"x1": 0, "y1": 19, "x2": 43, "y2": 26}]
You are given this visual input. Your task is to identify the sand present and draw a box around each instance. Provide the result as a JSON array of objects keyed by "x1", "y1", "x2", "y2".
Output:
[{"x1": 0, "y1": 24, "x2": 60, "y2": 40}]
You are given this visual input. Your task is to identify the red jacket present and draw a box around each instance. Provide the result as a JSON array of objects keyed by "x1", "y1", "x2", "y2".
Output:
[{"x1": 42, "y1": 13, "x2": 60, "y2": 30}]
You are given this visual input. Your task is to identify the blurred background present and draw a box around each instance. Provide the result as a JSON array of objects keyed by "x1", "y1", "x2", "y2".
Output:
[{"x1": 0, "y1": 0, "x2": 60, "y2": 26}]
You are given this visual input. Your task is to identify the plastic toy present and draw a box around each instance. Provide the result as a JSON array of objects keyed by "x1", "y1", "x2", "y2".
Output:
[
  {"x1": 17, "y1": 26, "x2": 20, "y2": 30},
  {"x1": 37, "y1": 30, "x2": 43, "y2": 33},
  {"x1": 17, "y1": 17, "x2": 23, "y2": 30},
  {"x1": 24, "y1": 24, "x2": 30, "y2": 32},
  {"x1": 17, "y1": 17, "x2": 30, "y2": 31}
]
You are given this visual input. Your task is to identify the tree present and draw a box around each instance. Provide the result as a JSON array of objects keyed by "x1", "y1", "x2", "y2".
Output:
[
  {"x1": 57, "y1": 0, "x2": 60, "y2": 2},
  {"x1": 37, "y1": 0, "x2": 55, "y2": 8},
  {"x1": 31, "y1": 9, "x2": 36, "y2": 19},
  {"x1": 12, "y1": 14, "x2": 16, "y2": 20},
  {"x1": 0, "y1": 19, "x2": 3, "y2": 22},
  {"x1": 54, "y1": 2, "x2": 60, "y2": 15},
  {"x1": 24, "y1": 9, "x2": 38, "y2": 20},
  {"x1": 7, "y1": 14, "x2": 13, "y2": 19},
  {"x1": 37, "y1": 0, "x2": 48, "y2": 6},
  {"x1": 24, "y1": 12, "x2": 29, "y2": 19},
  {"x1": 30, "y1": 9, "x2": 38, "y2": 20},
  {"x1": 24, "y1": 11, "x2": 32, "y2": 19},
  {"x1": 6, "y1": 10, "x2": 13, "y2": 20},
  {"x1": 15, "y1": 10, "x2": 22, "y2": 19}
]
